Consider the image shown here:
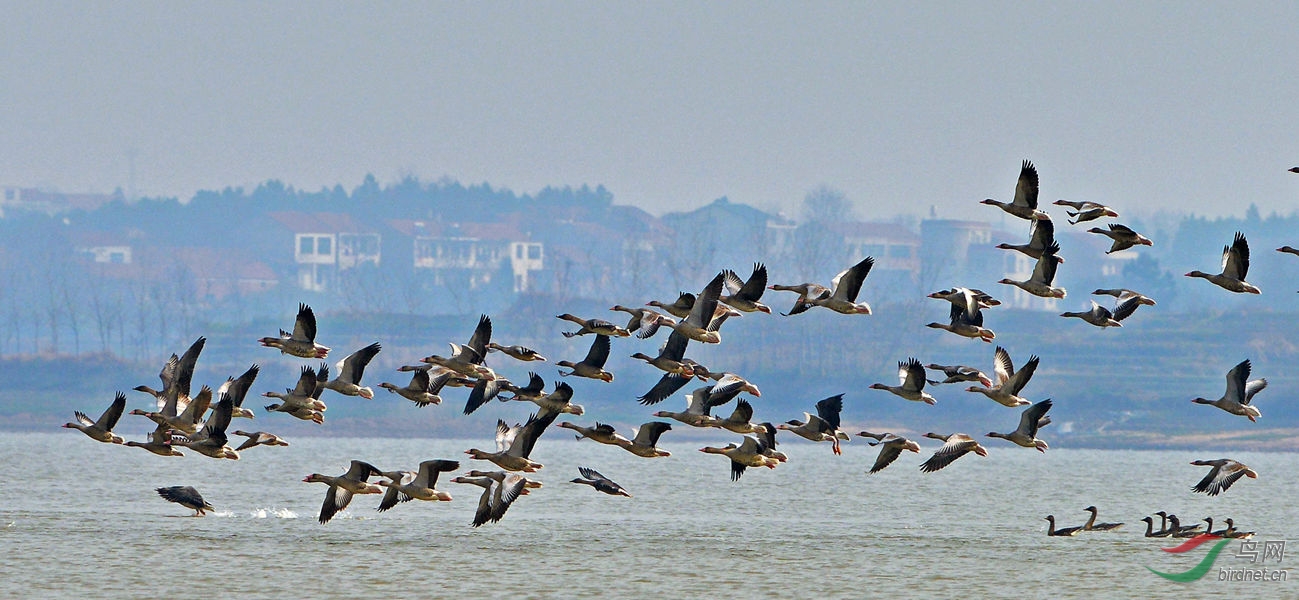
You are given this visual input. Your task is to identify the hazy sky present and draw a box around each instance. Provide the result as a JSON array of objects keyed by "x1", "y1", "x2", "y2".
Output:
[{"x1": 3, "y1": 2, "x2": 1298, "y2": 220}]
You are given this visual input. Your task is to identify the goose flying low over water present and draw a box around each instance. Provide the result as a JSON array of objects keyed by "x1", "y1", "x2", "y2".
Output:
[
  {"x1": 870, "y1": 358, "x2": 937, "y2": 405},
  {"x1": 259, "y1": 303, "x2": 330, "y2": 358},
  {"x1": 377, "y1": 459, "x2": 460, "y2": 511},
  {"x1": 860, "y1": 432, "x2": 921, "y2": 474},
  {"x1": 321, "y1": 342, "x2": 382, "y2": 399},
  {"x1": 232, "y1": 430, "x2": 290, "y2": 452},
  {"x1": 156, "y1": 486, "x2": 214, "y2": 516},
  {"x1": 1191, "y1": 359, "x2": 1267, "y2": 422},
  {"x1": 610, "y1": 306, "x2": 674, "y2": 339},
  {"x1": 1186, "y1": 232, "x2": 1260, "y2": 294},
  {"x1": 556, "y1": 334, "x2": 615, "y2": 382},
  {"x1": 452, "y1": 470, "x2": 526, "y2": 527},
  {"x1": 616, "y1": 421, "x2": 673, "y2": 458},
  {"x1": 381, "y1": 368, "x2": 455, "y2": 408},
  {"x1": 982, "y1": 160, "x2": 1050, "y2": 221},
  {"x1": 303, "y1": 460, "x2": 383, "y2": 524},
  {"x1": 420, "y1": 314, "x2": 494, "y2": 380},
  {"x1": 570, "y1": 467, "x2": 632, "y2": 497},
  {"x1": 218, "y1": 364, "x2": 260, "y2": 419},
  {"x1": 1190, "y1": 459, "x2": 1257, "y2": 496},
  {"x1": 919, "y1": 432, "x2": 987, "y2": 472},
  {"x1": 986, "y1": 399, "x2": 1052, "y2": 452},
  {"x1": 777, "y1": 394, "x2": 848, "y2": 455},
  {"x1": 62, "y1": 392, "x2": 127, "y2": 444},
  {"x1": 965, "y1": 347, "x2": 1038, "y2": 407},
  {"x1": 556, "y1": 421, "x2": 632, "y2": 446},
  {"x1": 700, "y1": 435, "x2": 780, "y2": 481}
]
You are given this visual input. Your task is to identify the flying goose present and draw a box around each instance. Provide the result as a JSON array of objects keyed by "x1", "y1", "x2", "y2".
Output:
[
  {"x1": 924, "y1": 363, "x2": 993, "y2": 387},
  {"x1": 452, "y1": 471, "x2": 526, "y2": 527},
  {"x1": 322, "y1": 342, "x2": 382, "y2": 399},
  {"x1": 556, "y1": 334, "x2": 615, "y2": 382},
  {"x1": 965, "y1": 347, "x2": 1038, "y2": 407},
  {"x1": 232, "y1": 430, "x2": 290, "y2": 452},
  {"x1": 861, "y1": 432, "x2": 921, "y2": 474},
  {"x1": 556, "y1": 421, "x2": 632, "y2": 446},
  {"x1": 996, "y1": 218, "x2": 1061, "y2": 261},
  {"x1": 259, "y1": 303, "x2": 330, "y2": 358},
  {"x1": 465, "y1": 410, "x2": 560, "y2": 472},
  {"x1": 870, "y1": 358, "x2": 938, "y2": 405},
  {"x1": 378, "y1": 367, "x2": 450, "y2": 408},
  {"x1": 982, "y1": 160, "x2": 1050, "y2": 221},
  {"x1": 487, "y1": 343, "x2": 547, "y2": 362},
  {"x1": 558, "y1": 313, "x2": 631, "y2": 338},
  {"x1": 998, "y1": 242, "x2": 1066, "y2": 299},
  {"x1": 1190, "y1": 459, "x2": 1257, "y2": 496},
  {"x1": 710, "y1": 399, "x2": 767, "y2": 435},
  {"x1": 133, "y1": 385, "x2": 212, "y2": 435},
  {"x1": 611, "y1": 306, "x2": 674, "y2": 339},
  {"x1": 986, "y1": 399, "x2": 1053, "y2": 452},
  {"x1": 133, "y1": 336, "x2": 205, "y2": 413},
  {"x1": 303, "y1": 460, "x2": 383, "y2": 524},
  {"x1": 62, "y1": 392, "x2": 127, "y2": 444},
  {"x1": 570, "y1": 467, "x2": 632, "y2": 496},
  {"x1": 1087, "y1": 223, "x2": 1152, "y2": 253},
  {"x1": 766, "y1": 282, "x2": 833, "y2": 316},
  {"x1": 616, "y1": 421, "x2": 673, "y2": 458},
  {"x1": 666, "y1": 273, "x2": 728, "y2": 343},
  {"x1": 170, "y1": 392, "x2": 239, "y2": 460},
  {"x1": 125, "y1": 423, "x2": 184, "y2": 457},
  {"x1": 156, "y1": 486, "x2": 214, "y2": 516},
  {"x1": 1054, "y1": 200, "x2": 1119, "y2": 224},
  {"x1": 719, "y1": 263, "x2": 772, "y2": 314},
  {"x1": 420, "y1": 314, "x2": 495, "y2": 379},
  {"x1": 653, "y1": 387, "x2": 723, "y2": 428},
  {"x1": 777, "y1": 394, "x2": 848, "y2": 454},
  {"x1": 700, "y1": 435, "x2": 780, "y2": 481},
  {"x1": 1091, "y1": 288, "x2": 1156, "y2": 306},
  {"x1": 1191, "y1": 359, "x2": 1267, "y2": 422},
  {"x1": 218, "y1": 364, "x2": 260, "y2": 419},
  {"x1": 1186, "y1": 232, "x2": 1260, "y2": 294},
  {"x1": 798, "y1": 257, "x2": 875, "y2": 315},
  {"x1": 376, "y1": 459, "x2": 460, "y2": 511},
  {"x1": 926, "y1": 301, "x2": 995, "y2": 342},
  {"x1": 630, "y1": 329, "x2": 694, "y2": 378},
  {"x1": 1059, "y1": 297, "x2": 1143, "y2": 328},
  {"x1": 919, "y1": 432, "x2": 987, "y2": 472}
]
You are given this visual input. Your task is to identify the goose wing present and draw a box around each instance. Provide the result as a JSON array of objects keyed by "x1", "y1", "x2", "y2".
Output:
[
  {"x1": 1028, "y1": 217, "x2": 1056, "y2": 250},
  {"x1": 290, "y1": 366, "x2": 318, "y2": 397},
  {"x1": 638, "y1": 373, "x2": 690, "y2": 406},
  {"x1": 685, "y1": 273, "x2": 726, "y2": 328},
  {"x1": 830, "y1": 257, "x2": 875, "y2": 302},
  {"x1": 343, "y1": 459, "x2": 381, "y2": 482},
  {"x1": 1224, "y1": 359, "x2": 1250, "y2": 405},
  {"x1": 1031, "y1": 243, "x2": 1061, "y2": 285},
  {"x1": 96, "y1": 392, "x2": 128, "y2": 431},
  {"x1": 992, "y1": 346, "x2": 1014, "y2": 387},
  {"x1": 292, "y1": 304, "x2": 318, "y2": 343},
  {"x1": 920, "y1": 434, "x2": 979, "y2": 473},
  {"x1": 869, "y1": 439, "x2": 906, "y2": 474},
  {"x1": 1111, "y1": 296, "x2": 1142, "y2": 322},
  {"x1": 582, "y1": 334, "x2": 612, "y2": 369},
  {"x1": 320, "y1": 484, "x2": 352, "y2": 524},
  {"x1": 1018, "y1": 399, "x2": 1053, "y2": 439},
  {"x1": 659, "y1": 329, "x2": 690, "y2": 361},
  {"x1": 900, "y1": 358, "x2": 927, "y2": 393},
  {"x1": 578, "y1": 466, "x2": 611, "y2": 483},
  {"x1": 634, "y1": 421, "x2": 672, "y2": 446},
  {"x1": 1223, "y1": 232, "x2": 1250, "y2": 280},
  {"x1": 814, "y1": 394, "x2": 844, "y2": 431},
  {"x1": 464, "y1": 377, "x2": 501, "y2": 415},
  {"x1": 731, "y1": 263, "x2": 768, "y2": 302},
  {"x1": 219, "y1": 364, "x2": 260, "y2": 408},
  {"x1": 728, "y1": 398, "x2": 755, "y2": 423},
  {"x1": 509, "y1": 409, "x2": 560, "y2": 458},
  {"x1": 466, "y1": 314, "x2": 493, "y2": 365},
  {"x1": 1193, "y1": 461, "x2": 1250, "y2": 496},
  {"x1": 338, "y1": 342, "x2": 381, "y2": 384},
  {"x1": 490, "y1": 475, "x2": 527, "y2": 522},
  {"x1": 1013, "y1": 160, "x2": 1039, "y2": 209},
  {"x1": 1003, "y1": 355, "x2": 1039, "y2": 396},
  {"x1": 416, "y1": 459, "x2": 460, "y2": 489}
]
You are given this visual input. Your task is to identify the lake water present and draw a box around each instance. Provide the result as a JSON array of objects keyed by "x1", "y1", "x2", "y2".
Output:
[{"x1": 2, "y1": 432, "x2": 1295, "y2": 598}]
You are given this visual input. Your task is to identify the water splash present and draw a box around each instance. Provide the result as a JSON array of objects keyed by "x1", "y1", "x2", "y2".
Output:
[{"x1": 249, "y1": 507, "x2": 299, "y2": 519}]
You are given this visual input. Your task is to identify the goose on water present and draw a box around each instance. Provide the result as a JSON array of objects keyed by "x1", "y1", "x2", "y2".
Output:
[
  {"x1": 156, "y1": 486, "x2": 214, "y2": 516},
  {"x1": 1044, "y1": 515, "x2": 1083, "y2": 537},
  {"x1": 1082, "y1": 506, "x2": 1123, "y2": 531}
]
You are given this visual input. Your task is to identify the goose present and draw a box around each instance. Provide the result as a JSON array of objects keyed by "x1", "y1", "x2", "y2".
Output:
[
  {"x1": 653, "y1": 387, "x2": 723, "y2": 428},
  {"x1": 1190, "y1": 459, "x2": 1257, "y2": 496},
  {"x1": 125, "y1": 423, "x2": 184, "y2": 456},
  {"x1": 636, "y1": 373, "x2": 693, "y2": 406},
  {"x1": 982, "y1": 160, "x2": 1050, "y2": 221},
  {"x1": 62, "y1": 392, "x2": 127, "y2": 444},
  {"x1": 711, "y1": 399, "x2": 767, "y2": 435},
  {"x1": 1186, "y1": 232, "x2": 1260, "y2": 294},
  {"x1": 263, "y1": 366, "x2": 328, "y2": 420},
  {"x1": 303, "y1": 460, "x2": 383, "y2": 524},
  {"x1": 420, "y1": 314, "x2": 495, "y2": 379},
  {"x1": 558, "y1": 313, "x2": 631, "y2": 338},
  {"x1": 766, "y1": 282, "x2": 833, "y2": 316},
  {"x1": 611, "y1": 306, "x2": 674, "y2": 339},
  {"x1": 463, "y1": 376, "x2": 504, "y2": 415},
  {"x1": 919, "y1": 432, "x2": 987, "y2": 472},
  {"x1": 700, "y1": 436, "x2": 780, "y2": 481},
  {"x1": 799, "y1": 257, "x2": 875, "y2": 315},
  {"x1": 1140, "y1": 516, "x2": 1171, "y2": 537},
  {"x1": 1153, "y1": 511, "x2": 1200, "y2": 536},
  {"x1": 616, "y1": 421, "x2": 673, "y2": 458},
  {"x1": 756, "y1": 422, "x2": 787, "y2": 462},
  {"x1": 1191, "y1": 359, "x2": 1267, "y2": 422},
  {"x1": 133, "y1": 385, "x2": 212, "y2": 435},
  {"x1": 1222, "y1": 519, "x2": 1254, "y2": 539},
  {"x1": 170, "y1": 392, "x2": 239, "y2": 460},
  {"x1": 987, "y1": 399, "x2": 1053, "y2": 452},
  {"x1": 570, "y1": 467, "x2": 632, "y2": 497},
  {"x1": 998, "y1": 242, "x2": 1066, "y2": 299},
  {"x1": 232, "y1": 430, "x2": 290, "y2": 452},
  {"x1": 647, "y1": 292, "x2": 697, "y2": 319},
  {"x1": 1044, "y1": 515, "x2": 1083, "y2": 537},
  {"x1": 701, "y1": 372, "x2": 762, "y2": 405},
  {"x1": 376, "y1": 459, "x2": 460, "y2": 511},
  {"x1": 557, "y1": 421, "x2": 632, "y2": 446},
  {"x1": 1055, "y1": 200, "x2": 1119, "y2": 224},
  {"x1": 451, "y1": 471, "x2": 526, "y2": 527},
  {"x1": 996, "y1": 218, "x2": 1061, "y2": 261},
  {"x1": 666, "y1": 273, "x2": 728, "y2": 343},
  {"x1": 1278, "y1": 245, "x2": 1299, "y2": 257},
  {"x1": 777, "y1": 394, "x2": 847, "y2": 455},
  {"x1": 861, "y1": 433, "x2": 921, "y2": 474},
  {"x1": 1166, "y1": 514, "x2": 1203, "y2": 538},
  {"x1": 217, "y1": 364, "x2": 260, "y2": 419},
  {"x1": 1204, "y1": 517, "x2": 1229, "y2": 537},
  {"x1": 465, "y1": 410, "x2": 560, "y2": 472},
  {"x1": 1081, "y1": 506, "x2": 1123, "y2": 531},
  {"x1": 322, "y1": 342, "x2": 382, "y2": 399},
  {"x1": 155, "y1": 486, "x2": 214, "y2": 516},
  {"x1": 1087, "y1": 223, "x2": 1153, "y2": 253},
  {"x1": 630, "y1": 329, "x2": 694, "y2": 377},
  {"x1": 556, "y1": 334, "x2": 615, "y2": 382},
  {"x1": 378, "y1": 367, "x2": 449, "y2": 408},
  {"x1": 965, "y1": 347, "x2": 1038, "y2": 407},
  {"x1": 871, "y1": 358, "x2": 937, "y2": 405},
  {"x1": 928, "y1": 287, "x2": 1002, "y2": 309},
  {"x1": 1059, "y1": 297, "x2": 1143, "y2": 328},
  {"x1": 719, "y1": 263, "x2": 772, "y2": 314},
  {"x1": 498, "y1": 371, "x2": 546, "y2": 404},
  {"x1": 926, "y1": 302, "x2": 995, "y2": 342},
  {"x1": 133, "y1": 336, "x2": 205, "y2": 413},
  {"x1": 500, "y1": 377, "x2": 585, "y2": 416},
  {"x1": 1092, "y1": 288, "x2": 1156, "y2": 306},
  {"x1": 259, "y1": 303, "x2": 330, "y2": 358},
  {"x1": 487, "y1": 343, "x2": 546, "y2": 362},
  {"x1": 924, "y1": 363, "x2": 993, "y2": 387}
]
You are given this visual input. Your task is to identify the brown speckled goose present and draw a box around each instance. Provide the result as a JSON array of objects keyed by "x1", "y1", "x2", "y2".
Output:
[
  {"x1": 376, "y1": 459, "x2": 460, "y2": 511},
  {"x1": 259, "y1": 303, "x2": 330, "y2": 358},
  {"x1": 1190, "y1": 459, "x2": 1257, "y2": 496},
  {"x1": 919, "y1": 432, "x2": 987, "y2": 472},
  {"x1": 63, "y1": 392, "x2": 127, "y2": 444},
  {"x1": 303, "y1": 459, "x2": 383, "y2": 524}
]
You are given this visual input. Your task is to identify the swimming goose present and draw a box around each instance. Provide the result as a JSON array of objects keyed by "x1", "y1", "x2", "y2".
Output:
[
  {"x1": 630, "y1": 329, "x2": 694, "y2": 378},
  {"x1": 303, "y1": 459, "x2": 383, "y2": 524},
  {"x1": 1192, "y1": 359, "x2": 1267, "y2": 422},
  {"x1": 996, "y1": 218, "x2": 1061, "y2": 261},
  {"x1": 999, "y1": 242, "x2": 1066, "y2": 299},
  {"x1": 1059, "y1": 296, "x2": 1143, "y2": 328},
  {"x1": 1222, "y1": 518, "x2": 1254, "y2": 539},
  {"x1": 616, "y1": 421, "x2": 673, "y2": 458},
  {"x1": 1186, "y1": 232, "x2": 1260, "y2": 294},
  {"x1": 1166, "y1": 514, "x2": 1204, "y2": 538},
  {"x1": 926, "y1": 302, "x2": 995, "y2": 342},
  {"x1": 871, "y1": 358, "x2": 938, "y2": 405},
  {"x1": 986, "y1": 399, "x2": 1053, "y2": 452},
  {"x1": 465, "y1": 410, "x2": 560, "y2": 472},
  {"x1": 376, "y1": 459, "x2": 460, "y2": 511},
  {"x1": 451, "y1": 471, "x2": 526, "y2": 527},
  {"x1": 217, "y1": 364, "x2": 260, "y2": 419},
  {"x1": 766, "y1": 282, "x2": 833, "y2": 316},
  {"x1": 232, "y1": 430, "x2": 289, "y2": 452},
  {"x1": 378, "y1": 367, "x2": 450, "y2": 408},
  {"x1": 125, "y1": 423, "x2": 185, "y2": 456},
  {"x1": 259, "y1": 303, "x2": 330, "y2": 358},
  {"x1": 1054, "y1": 200, "x2": 1119, "y2": 224},
  {"x1": 982, "y1": 160, "x2": 1050, "y2": 221},
  {"x1": 719, "y1": 263, "x2": 772, "y2": 314},
  {"x1": 557, "y1": 421, "x2": 632, "y2": 446},
  {"x1": 558, "y1": 313, "x2": 631, "y2": 338},
  {"x1": 156, "y1": 486, "x2": 214, "y2": 516},
  {"x1": 1141, "y1": 516, "x2": 1171, "y2": 537},
  {"x1": 924, "y1": 363, "x2": 993, "y2": 387},
  {"x1": 1087, "y1": 223, "x2": 1153, "y2": 253},
  {"x1": 711, "y1": 399, "x2": 767, "y2": 435},
  {"x1": 133, "y1": 385, "x2": 212, "y2": 435},
  {"x1": 63, "y1": 392, "x2": 127, "y2": 444},
  {"x1": 556, "y1": 334, "x2": 615, "y2": 382},
  {"x1": 666, "y1": 273, "x2": 727, "y2": 343},
  {"x1": 700, "y1": 435, "x2": 780, "y2": 481},
  {"x1": 1190, "y1": 459, "x2": 1257, "y2": 496},
  {"x1": 487, "y1": 343, "x2": 546, "y2": 362},
  {"x1": 919, "y1": 432, "x2": 987, "y2": 472},
  {"x1": 777, "y1": 394, "x2": 848, "y2": 455},
  {"x1": 322, "y1": 342, "x2": 382, "y2": 399},
  {"x1": 1092, "y1": 288, "x2": 1156, "y2": 306},
  {"x1": 861, "y1": 433, "x2": 921, "y2": 474},
  {"x1": 1044, "y1": 515, "x2": 1083, "y2": 537},
  {"x1": 570, "y1": 467, "x2": 632, "y2": 497},
  {"x1": 800, "y1": 257, "x2": 875, "y2": 315},
  {"x1": 170, "y1": 392, "x2": 239, "y2": 460},
  {"x1": 653, "y1": 387, "x2": 723, "y2": 428},
  {"x1": 1203, "y1": 517, "x2": 1229, "y2": 537},
  {"x1": 965, "y1": 347, "x2": 1038, "y2": 407},
  {"x1": 420, "y1": 314, "x2": 495, "y2": 379}
]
